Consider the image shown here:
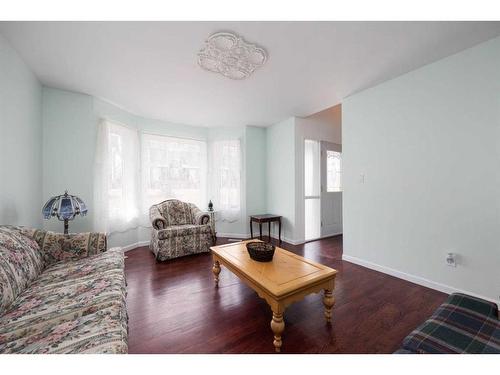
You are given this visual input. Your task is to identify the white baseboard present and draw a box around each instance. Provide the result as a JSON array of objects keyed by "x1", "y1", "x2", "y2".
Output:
[
  {"x1": 217, "y1": 233, "x2": 248, "y2": 239},
  {"x1": 342, "y1": 254, "x2": 499, "y2": 304},
  {"x1": 267, "y1": 234, "x2": 303, "y2": 245},
  {"x1": 118, "y1": 233, "x2": 327, "y2": 252},
  {"x1": 302, "y1": 232, "x2": 343, "y2": 244},
  {"x1": 121, "y1": 240, "x2": 150, "y2": 252},
  {"x1": 217, "y1": 232, "x2": 303, "y2": 245}
]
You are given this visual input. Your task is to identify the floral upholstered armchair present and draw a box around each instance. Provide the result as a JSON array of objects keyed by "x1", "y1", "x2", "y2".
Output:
[{"x1": 149, "y1": 199, "x2": 213, "y2": 261}]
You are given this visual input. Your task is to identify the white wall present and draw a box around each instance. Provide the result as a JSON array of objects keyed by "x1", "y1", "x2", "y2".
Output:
[
  {"x1": 266, "y1": 117, "x2": 297, "y2": 242},
  {"x1": 295, "y1": 105, "x2": 342, "y2": 242},
  {"x1": 342, "y1": 36, "x2": 500, "y2": 302},
  {"x1": 0, "y1": 34, "x2": 42, "y2": 228}
]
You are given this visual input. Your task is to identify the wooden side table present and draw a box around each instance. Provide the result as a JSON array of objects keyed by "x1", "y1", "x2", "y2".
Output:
[{"x1": 249, "y1": 214, "x2": 282, "y2": 243}]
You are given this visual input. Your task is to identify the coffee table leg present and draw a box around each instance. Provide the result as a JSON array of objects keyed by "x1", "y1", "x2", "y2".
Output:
[
  {"x1": 270, "y1": 311, "x2": 285, "y2": 352},
  {"x1": 323, "y1": 289, "x2": 335, "y2": 323},
  {"x1": 212, "y1": 260, "x2": 221, "y2": 287}
]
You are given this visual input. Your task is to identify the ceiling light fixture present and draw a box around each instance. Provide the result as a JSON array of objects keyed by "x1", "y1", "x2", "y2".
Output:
[{"x1": 197, "y1": 32, "x2": 267, "y2": 80}]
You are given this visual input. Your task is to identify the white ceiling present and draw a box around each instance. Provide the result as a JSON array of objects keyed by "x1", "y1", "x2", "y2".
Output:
[{"x1": 1, "y1": 21, "x2": 499, "y2": 127}]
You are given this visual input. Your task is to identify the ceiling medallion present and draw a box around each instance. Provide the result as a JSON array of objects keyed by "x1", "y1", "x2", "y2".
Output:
[{"x1": 197, "y1": 32, "x2": 267, "y2": 80}]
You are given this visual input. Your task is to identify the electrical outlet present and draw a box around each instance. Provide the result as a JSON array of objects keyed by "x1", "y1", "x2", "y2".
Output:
[{"x1": 446, "y1": 252, "x2": 457, "y2": 267}]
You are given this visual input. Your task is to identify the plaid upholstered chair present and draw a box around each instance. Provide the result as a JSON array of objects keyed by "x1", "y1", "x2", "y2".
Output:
[{"x1": 149, "y1": 199, "x2": 213, "y2": 261}]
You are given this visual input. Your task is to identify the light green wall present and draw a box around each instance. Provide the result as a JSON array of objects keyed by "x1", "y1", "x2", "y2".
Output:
[
  {"x1": 0, "y1": 34, "x2": 42, "y2": 228},
  {"x1": 245, "y1": 126, "x2": 267, "y2": 219},
  {"x1": 266, "y1": 117, "x2": 296, "y2": 242},
  {"x1": 343, "y1": 36, "x2": 500, "y2": 301},
  {"x1": 42, "y1": 88, "x2": 96, "y2": 234}
]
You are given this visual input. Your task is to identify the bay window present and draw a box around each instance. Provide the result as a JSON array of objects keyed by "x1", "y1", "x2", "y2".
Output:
[
  {"x1": 94, "y1": 120, "x2": 140, "y2": 233},
  {"x1": 209, "y1": 139, "x2": 241, "y2": 222},
  {"x1": 94, "y1": 119, "x2": 242, "y2": 234},
  {"x1": 141, "y1": 133, "x2": 207, "y2": 210}
]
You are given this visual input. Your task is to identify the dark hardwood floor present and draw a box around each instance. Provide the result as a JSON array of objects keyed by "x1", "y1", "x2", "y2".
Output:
[{"x1": 125, "y1": 235, "x2": 446, "y2": 354}]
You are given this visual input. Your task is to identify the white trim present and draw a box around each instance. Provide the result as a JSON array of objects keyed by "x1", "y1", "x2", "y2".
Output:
[
  {"x1": 342, "y1": 254, "x2": 499, "y2": 304},
  {"x1": 217, "y1": 232, "x2": 304, "y2": 245},
  {"x1": 121, "y1": 240, "x2": 150, "y2": 252},
  {"x1": 117, "y1": 233, "x2": 306, "y2": 252},
  {"x1": 267, "y1": 234, "x2": 303, "y2": 245},
  {"x1": 284, "y1": 238, "x2": 303, "y2": 245},
  {"x1": 217, "y1": 232, "x2": 248, "y2": 239},
  {"x1": 303, "y1": 232, "x2": 343, "y2": 244}
]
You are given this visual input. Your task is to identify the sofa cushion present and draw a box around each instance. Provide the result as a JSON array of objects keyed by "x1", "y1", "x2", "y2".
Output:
[
  {"x1": 0, "y1": 226, "x2": 45, "y2": 315},
  {"x1": 0, "y1": 303, "x2": 127, "y2": 354},
  {"x1": 0, "y1": 248, "x2": 126, "y2": 353},
  {"x1": 157, "y1": 224, "x2": 212, "y2": 240},
  {"x1": 401, "y1": 293, "x2": 500, "y2": 354},
  {"x1": 31, "y1": 247, "x2": 124, "y2": 288},
  {"x1": 482, "y1": 327, "x2": 500, "y2": 354},
  {"x1": 30, "y1": 230, "x2": 107, "y2": 266},
  {"x1": 151, "y1": 223, "x2": 212, "y2": 261},
  {"x1": 161, "y1": 200, "x2": 194, "y2": 226}
]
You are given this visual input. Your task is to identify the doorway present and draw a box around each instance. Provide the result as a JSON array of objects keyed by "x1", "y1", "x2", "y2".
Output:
[
  {"x1": 304, "y1": 139, "x2": 342, "y2": 242},
  {"x1": 320, "y1": 141, "x2": 342, "y2": 237}
]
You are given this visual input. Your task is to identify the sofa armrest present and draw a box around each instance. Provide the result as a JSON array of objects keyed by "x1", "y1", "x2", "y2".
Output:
[
  {"x1": 150, "y1": 205, "x2": 167, "y2": 230},
  {"x1": 29, "y1": 229, "x2": 107, "y2": 266},
  {"x1": 446, "y1": 293, "x2": 499, "y2": 319},
  {"x1": 190, "y1": 204, "x2": 210, "y2": 225}
]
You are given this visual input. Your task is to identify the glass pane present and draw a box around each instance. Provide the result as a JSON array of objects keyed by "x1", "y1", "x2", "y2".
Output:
[
  {"x1": 305, "y1": 198, "x2": 321, "y2": 240},
  {"x1": 327, "y1": 150, "x2": 342, "y2": 192},
  {"x1": 142, "y1": 134, "x2": 207, "y2": 208},
  {"x1": 212, "y1": 139, "x2": 241, "y2": 212},
  {"x1": 110, "y1": 133, "x2": 123, "y2": 190},
  {"x1": 304, "y1": 140, "x2": 320, "y2": 196}
]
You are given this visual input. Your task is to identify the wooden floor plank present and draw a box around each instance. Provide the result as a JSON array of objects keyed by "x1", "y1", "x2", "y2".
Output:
[{"x1": 125, "y1": 235, "x2": 446, "y2": 353}]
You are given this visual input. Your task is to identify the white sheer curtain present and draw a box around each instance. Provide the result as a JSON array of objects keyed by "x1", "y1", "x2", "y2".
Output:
[
  {"x1": 94, "y1": 120, "x2": 140, "y2": 233},
  {"x1": 141, "y1": 133, "x2": 207, "y2": 219},
  {"x1": 210, "y1": 139, "x2": 241, "y2": 222}
]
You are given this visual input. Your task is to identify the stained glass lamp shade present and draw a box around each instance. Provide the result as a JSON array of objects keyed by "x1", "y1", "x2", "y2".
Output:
[{"x1": 42, "y1": 191, "x2": 88, "y2": 234}]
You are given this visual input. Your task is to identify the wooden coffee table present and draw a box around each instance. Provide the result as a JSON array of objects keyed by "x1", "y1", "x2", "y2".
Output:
[{"x1": 210, "y1": 240, "x2": 337, "y2": 352}]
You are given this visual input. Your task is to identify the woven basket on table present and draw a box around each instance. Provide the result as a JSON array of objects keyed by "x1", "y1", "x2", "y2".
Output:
[{"x1": 246, "y1": 242, "x2": 275, "y2": 262}]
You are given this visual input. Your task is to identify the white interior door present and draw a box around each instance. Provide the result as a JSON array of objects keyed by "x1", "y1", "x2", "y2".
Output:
[
  {"x1": 321, "y1": 141, "x2": 342, "y2": 237},
  {"x1": 304, "y1": 139, "x2": 321, "y2": 241}
]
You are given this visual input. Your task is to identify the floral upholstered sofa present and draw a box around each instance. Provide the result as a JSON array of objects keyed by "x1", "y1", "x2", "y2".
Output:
[
  {"x1": 149, "y1": 199, "x2": 212, "y2": 261},
  {"x1": 0, "y1": 225, "x2": 128, "y2": 354}
]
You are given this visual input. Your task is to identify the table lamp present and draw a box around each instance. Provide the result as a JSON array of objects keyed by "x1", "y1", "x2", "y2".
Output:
[{"x1": 42, "y1": 190, "x2": 88, "y2": 234}]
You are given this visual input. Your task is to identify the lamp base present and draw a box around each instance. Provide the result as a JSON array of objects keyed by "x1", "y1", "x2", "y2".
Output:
[{"x1": 64, "y1": 219, "x2": 69, "y2": 235}]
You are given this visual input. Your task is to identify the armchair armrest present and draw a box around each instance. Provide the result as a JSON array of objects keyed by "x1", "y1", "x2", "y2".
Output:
[
  {"x1": 190, "y1": 204, "x2": 210, "y2": 225},
  {"x1": 150, "y1": 205, "x2": 167, "y2": 230},
  {"x1": 29, "y1": 229, "x2": 107, "y2": 266}
]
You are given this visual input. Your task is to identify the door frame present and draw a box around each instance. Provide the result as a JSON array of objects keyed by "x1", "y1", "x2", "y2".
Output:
[{"x1": 303, "y1": 139, "x2": 321, "y2": 242}]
